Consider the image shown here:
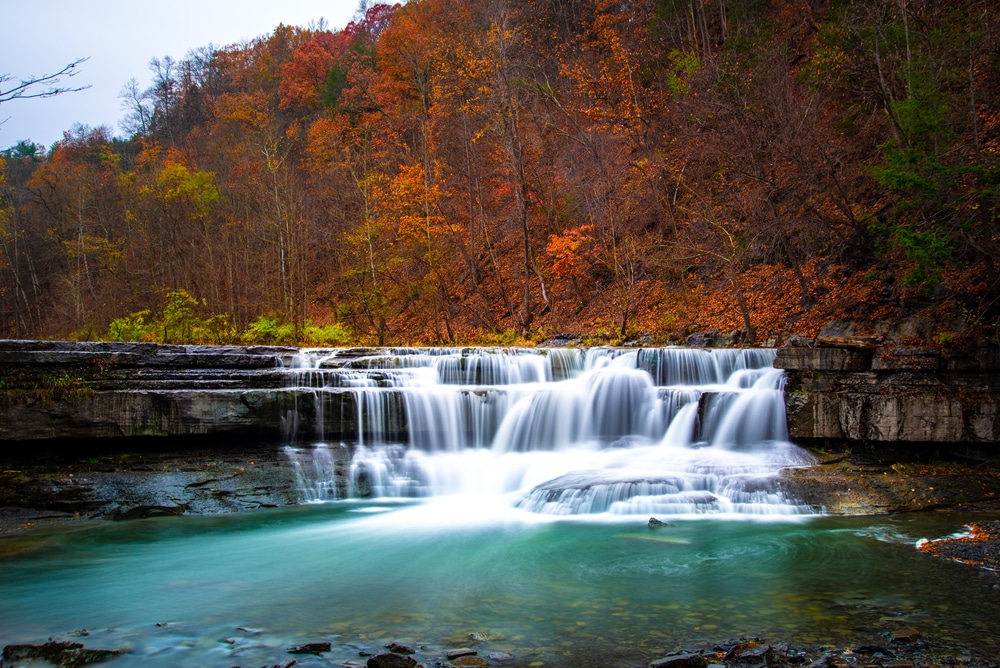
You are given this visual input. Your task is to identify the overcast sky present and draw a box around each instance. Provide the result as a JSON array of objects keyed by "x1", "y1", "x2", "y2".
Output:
[{"x1": 1, "y1": 1, "x2": 360, "y2": 150}]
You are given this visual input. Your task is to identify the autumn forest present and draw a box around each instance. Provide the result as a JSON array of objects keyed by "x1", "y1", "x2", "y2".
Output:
[{"x1": 1, "y1": 0, "x2": 998, "y2": 348}]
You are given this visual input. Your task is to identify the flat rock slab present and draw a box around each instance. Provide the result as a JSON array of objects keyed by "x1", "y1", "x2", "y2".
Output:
[{"x1": 778, "y1": 460, "x2": 1000, "y2": 515}]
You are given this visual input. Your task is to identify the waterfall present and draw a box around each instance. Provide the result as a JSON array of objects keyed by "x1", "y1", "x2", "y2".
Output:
[
  {"x1": 284, "y1": 442, "x2": 341, "y2": 502},
  {"x1": 280, "y1": 347, "x2": 815, "y2": 517}
]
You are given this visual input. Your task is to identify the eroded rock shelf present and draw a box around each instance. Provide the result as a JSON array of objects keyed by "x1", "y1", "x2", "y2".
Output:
[{"x1": 776, "y1": 343, "x2": 1000, "y2": 460}]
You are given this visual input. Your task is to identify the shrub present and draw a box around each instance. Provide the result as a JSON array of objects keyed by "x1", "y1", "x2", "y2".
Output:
[
  {"x1": 242, "y1": 315, "x2": 296, "y2": 346},
  {"x1": 303, "y1": 322, "x2": 353, "y2": 347},
  {"x1": 104, "y1": 290, "x2": 237, "y2": 344}
]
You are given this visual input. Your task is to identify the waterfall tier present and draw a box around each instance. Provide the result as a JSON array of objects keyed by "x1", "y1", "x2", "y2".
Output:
[{"x1": 281, "y1": 347, "x2": 815, "y2": 517}]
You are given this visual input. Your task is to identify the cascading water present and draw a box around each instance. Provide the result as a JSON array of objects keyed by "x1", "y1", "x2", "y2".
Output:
[
  {"x1": 8, "y1": 349, "x2": 1000, "y2": 668},
  {"x1": 280, "y1": 346, "x2": 816, "y2": 517}
]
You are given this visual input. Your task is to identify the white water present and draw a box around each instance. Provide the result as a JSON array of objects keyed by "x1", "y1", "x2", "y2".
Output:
[{"x1": 280, "y1": 347, "x2": 816, "y2": 518}]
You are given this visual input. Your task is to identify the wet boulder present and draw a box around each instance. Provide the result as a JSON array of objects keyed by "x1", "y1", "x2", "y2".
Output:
[
  {"x1": 288, "y1": 641, "x2": 332, "y2": 655},
  {"x1": 649, "y1": 517, "x2": 675, "y2": 528},
  {"x1": 367, "y1": 653, "x2": 418, "y2": 668}
]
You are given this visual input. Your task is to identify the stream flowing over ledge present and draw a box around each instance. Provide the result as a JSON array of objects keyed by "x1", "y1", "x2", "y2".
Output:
[{"x1": 1, "y1": 338, "x2": 999, "y2": 526}]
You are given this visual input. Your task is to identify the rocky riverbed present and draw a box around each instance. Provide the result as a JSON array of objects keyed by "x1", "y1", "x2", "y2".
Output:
[
  {"x1": 3, "y1": 616, "x2": 999, "y2": 668},
  {"x1": 3, "y1": 448, "x2": 1000, "y2": 668}
]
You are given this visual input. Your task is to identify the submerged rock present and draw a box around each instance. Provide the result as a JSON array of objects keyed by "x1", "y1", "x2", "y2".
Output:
[
  {"x1": 486, "y1": 650, "x2": 515, "y2": 661},
  {"x1": 2, "y1": 640, "x2": 125, "y2": 667},
  {"x1": 367, "y1": 653, "x2": 417, "y2": 668},
  {"x1": 891, "y1": 629, "x2": 921, "y2": 644},
  {"x1": 288, "y1": 641, "x2": 332, "y2": 655},
  {"x1": 236, "y1": 626, "x2": 264, "y2": 635},
  {"x1": 385, "y1": 642, "x2": 416, "y2": 654}
]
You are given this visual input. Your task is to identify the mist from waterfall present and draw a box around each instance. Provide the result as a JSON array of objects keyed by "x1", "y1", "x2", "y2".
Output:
[{"x1": 280, "y1": 347, "x2": 816, "y2": 519}]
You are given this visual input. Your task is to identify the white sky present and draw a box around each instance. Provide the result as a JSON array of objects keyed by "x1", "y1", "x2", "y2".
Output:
[{"x1": 0, "y1": 0, "x2": 360, "y2": 150}]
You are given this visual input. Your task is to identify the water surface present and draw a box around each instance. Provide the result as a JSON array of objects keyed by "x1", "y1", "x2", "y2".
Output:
[{"x1": 2, "y1": 504, "x2": 998, "y2": 666}]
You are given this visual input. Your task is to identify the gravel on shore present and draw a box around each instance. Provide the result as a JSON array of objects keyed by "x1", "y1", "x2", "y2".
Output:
[{"x1": 917, "y1": 520, "x2": 1000, "y2": 574}]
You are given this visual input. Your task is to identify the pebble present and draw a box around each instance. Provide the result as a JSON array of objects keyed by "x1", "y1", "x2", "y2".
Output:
[{"x1": 891, "y1": 629, "x2": 921, "y2": 644}]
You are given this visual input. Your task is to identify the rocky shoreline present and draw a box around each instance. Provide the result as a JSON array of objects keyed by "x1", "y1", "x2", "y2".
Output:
[
  {"x1": 778, "y1": 455, "x2": 1000, "y2": 516},
  {"x1": 3, "y1": 623, "x2": 998, "y2": 668},
  {"x1": 917, "y1": 520, "x2": 1000, "y2": 574}
]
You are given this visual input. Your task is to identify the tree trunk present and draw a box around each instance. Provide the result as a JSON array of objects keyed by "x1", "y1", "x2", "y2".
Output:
[{"x1": 730, "y1": 268, "x2": 756, "y2": 344}]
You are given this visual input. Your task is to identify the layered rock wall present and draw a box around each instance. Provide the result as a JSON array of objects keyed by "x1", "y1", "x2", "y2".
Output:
[
  {"x1": 4, "y1": 340, "x2": 999, "y2": 457},
  {"x1": 0, "y1": 340, "x2": 299, "y2": 443},
  {"x1": 775, "y1": 342, "x2": 1000, "y2": 458},
  {"x1": 0, "y1": 340, "x2": 411, "y2": 445}
]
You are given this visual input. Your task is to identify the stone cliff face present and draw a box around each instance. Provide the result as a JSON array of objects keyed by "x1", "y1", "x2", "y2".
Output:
[
  {"x1": 775, "y1": 342, "x2": 1000, "y2": 460},
  {"x1": 0, "y1": 340, "x2": 299, "y2": 442},
  {"x1": 0, "y1": 340, "x2": 401, "y2": 444}
]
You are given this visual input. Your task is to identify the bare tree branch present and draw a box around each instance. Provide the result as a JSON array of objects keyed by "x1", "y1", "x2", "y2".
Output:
[{"x1": 0, "y1": 58, "x2": 91, "y2": 105}]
